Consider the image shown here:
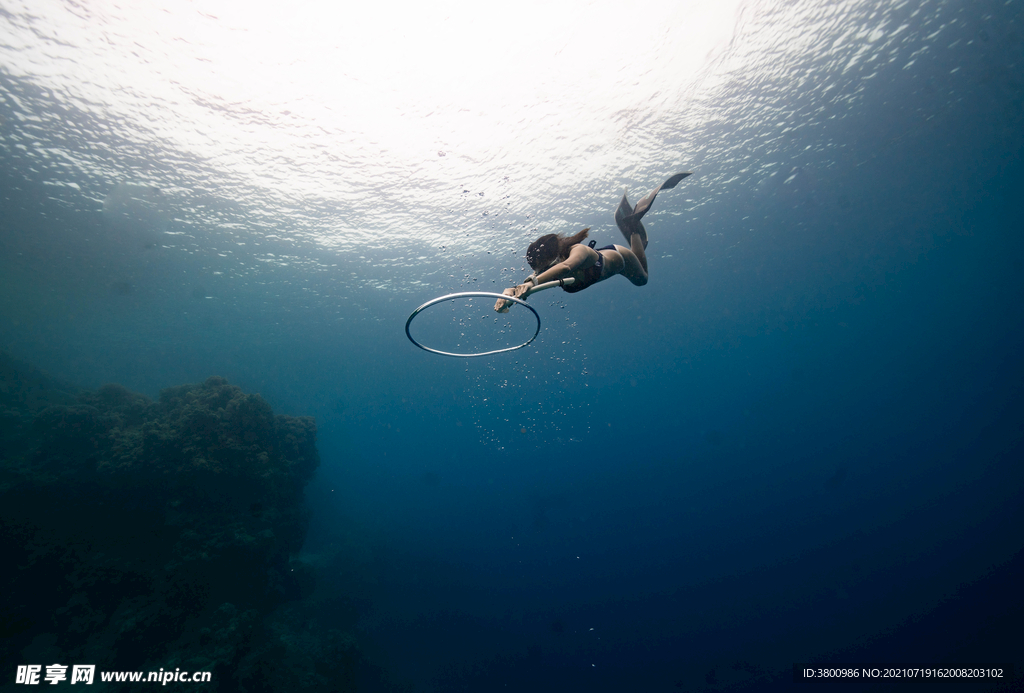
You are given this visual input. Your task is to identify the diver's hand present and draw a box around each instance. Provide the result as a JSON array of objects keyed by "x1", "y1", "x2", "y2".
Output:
[
  {"x1": 494, "y1": 284, "x2": 530, "y2": 313},
  {"x1": 494, "y1": 288, "x2": 515, "y2": 313}
]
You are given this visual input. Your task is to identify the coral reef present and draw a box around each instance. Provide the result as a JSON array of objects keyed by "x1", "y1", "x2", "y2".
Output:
[{"x1": 0, "y1": 353, "x2": 394, "y2": 692}]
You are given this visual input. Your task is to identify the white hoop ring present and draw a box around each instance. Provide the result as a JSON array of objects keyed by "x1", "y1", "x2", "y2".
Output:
[{"x1": 405, "y1": 291, "x2": 541, "y2": 358}]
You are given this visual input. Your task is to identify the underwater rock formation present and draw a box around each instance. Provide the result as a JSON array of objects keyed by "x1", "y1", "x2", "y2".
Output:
[{"x1": 0, "y1": 354, "x2": 341, "y2": 690}]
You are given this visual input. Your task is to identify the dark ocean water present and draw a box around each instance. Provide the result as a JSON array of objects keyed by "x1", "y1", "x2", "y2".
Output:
[{"x1": 1, "y1": 0, "x2": 1022, "y2": 691}]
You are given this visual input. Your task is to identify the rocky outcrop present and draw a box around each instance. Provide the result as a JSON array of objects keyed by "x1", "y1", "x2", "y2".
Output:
[{"x1": 0, "y1": 354, "x2": 360, "y2": 691}]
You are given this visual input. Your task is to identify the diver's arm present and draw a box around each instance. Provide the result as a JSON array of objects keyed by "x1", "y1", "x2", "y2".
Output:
[{"x1": 532, "y1": 244, "x2": 596, "y2": 285}]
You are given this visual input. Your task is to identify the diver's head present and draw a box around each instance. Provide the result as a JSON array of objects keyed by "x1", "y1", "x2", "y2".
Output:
[
  {"x1": 525, "y1": 227, "x2": 590, "y2": 273},
  {"x1": 525, "y1": 234, "x2": 561, "y2": 273}
]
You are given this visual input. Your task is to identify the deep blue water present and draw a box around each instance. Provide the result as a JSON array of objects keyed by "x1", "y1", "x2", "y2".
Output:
[{"x1": 2, "y1": 0, "x2": 1023, "y2": 690}]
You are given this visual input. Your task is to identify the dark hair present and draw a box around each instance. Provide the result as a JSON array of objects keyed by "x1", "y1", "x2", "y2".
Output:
[{"x1": 525, "y1": 227, "x2": 589, "y2": 272}]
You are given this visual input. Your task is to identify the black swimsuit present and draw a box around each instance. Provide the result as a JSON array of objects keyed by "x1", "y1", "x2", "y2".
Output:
[{"x1": 561, "y1": 242, "x2": 616, "y2": 294}]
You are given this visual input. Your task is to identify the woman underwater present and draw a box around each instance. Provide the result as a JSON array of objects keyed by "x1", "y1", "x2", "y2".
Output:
[{"x1": 494, "y1": 172, "x2": 691, "y2": 312}]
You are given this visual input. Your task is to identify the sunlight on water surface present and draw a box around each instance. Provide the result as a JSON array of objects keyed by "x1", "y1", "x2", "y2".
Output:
[{"x1": 1, "y1": 0, "x2": 739, "y2": 256}]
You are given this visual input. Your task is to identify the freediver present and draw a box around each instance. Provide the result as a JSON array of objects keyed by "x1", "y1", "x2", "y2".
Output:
[{"x1": 494, "y1": 172, "x2": 691, "y2": 312}]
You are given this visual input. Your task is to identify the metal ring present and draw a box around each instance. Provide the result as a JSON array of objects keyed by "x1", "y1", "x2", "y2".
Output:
[{"x1": 405, "y1": 291, "x2": 541, "y2": 358}]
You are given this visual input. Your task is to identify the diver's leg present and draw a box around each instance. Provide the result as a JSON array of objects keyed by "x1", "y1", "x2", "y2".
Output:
[
  {"x1": 614, "y1": 240, "x2": 648, "y2": 286},
  {"x1": 631, "y1": 232, "x2": 648, "y2": 275}
]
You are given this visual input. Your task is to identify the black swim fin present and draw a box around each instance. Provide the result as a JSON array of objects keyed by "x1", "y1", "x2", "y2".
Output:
[
  {"x1": 614, "y1": 192, "x2": 640, "y2": 246},
  {"x1": 614, "y1": 172, "x2": 691, "y2": 249}
]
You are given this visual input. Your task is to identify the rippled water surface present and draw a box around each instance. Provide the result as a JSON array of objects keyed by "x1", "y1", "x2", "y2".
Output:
[{"x1": 2, "y1": 0, "x2": 1023, "y2": 689}]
